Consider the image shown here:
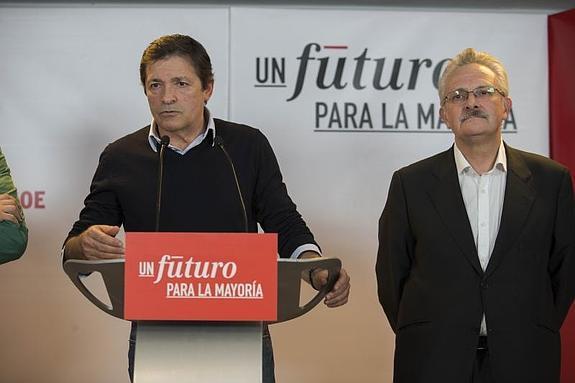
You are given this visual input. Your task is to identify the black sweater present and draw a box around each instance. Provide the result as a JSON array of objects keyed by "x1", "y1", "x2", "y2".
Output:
[{"x1": 67, "y1": 119, "x2": 318, "y2": 258}]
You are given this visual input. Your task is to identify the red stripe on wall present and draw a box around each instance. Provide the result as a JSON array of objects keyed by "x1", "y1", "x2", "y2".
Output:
[{"x1": 548, "y1": 8, "x2": 575, "y2": 383}]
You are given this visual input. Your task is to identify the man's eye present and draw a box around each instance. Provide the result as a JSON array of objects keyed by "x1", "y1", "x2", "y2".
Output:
[
  {"x1": 149, "y1": 83, "x2": 161, "y2": 89},
  {"x1": 477, "y1": 89, "x2": 490, "y2": 96},
  {"x1": 177, "y1": 81, "x2": 189, "y2": 87},
  {"x1": 452, "y1": 93, "x2": 464, "y2": 101}
]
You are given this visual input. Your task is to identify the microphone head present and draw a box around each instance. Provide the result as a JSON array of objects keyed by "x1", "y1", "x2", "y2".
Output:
[{"x1": 160, "y1": 135, "x2": 170, "y2": 146}]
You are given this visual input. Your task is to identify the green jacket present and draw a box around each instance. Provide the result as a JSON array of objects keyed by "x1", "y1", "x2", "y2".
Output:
[{"x1": 0, "y1": 148, "x2": 27, "y2": 264}]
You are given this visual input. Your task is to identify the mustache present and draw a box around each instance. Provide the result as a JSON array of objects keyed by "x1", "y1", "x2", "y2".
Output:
[{"x1": 460, "y1": 109, "x2": 488, "y2": 122}]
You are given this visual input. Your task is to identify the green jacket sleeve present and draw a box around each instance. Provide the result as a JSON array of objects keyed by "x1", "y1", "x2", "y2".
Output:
[{"x1": 0, "y1": 148, "x2": 28, "y2": 264}]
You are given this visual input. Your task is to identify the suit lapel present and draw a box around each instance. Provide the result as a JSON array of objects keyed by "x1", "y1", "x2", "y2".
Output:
[
  {"x1": 428, "y1": 147, "x2": 483, "y2": 275},
  {"x1": 485, "y1": 145, "x2": 535, "y2": 277}
]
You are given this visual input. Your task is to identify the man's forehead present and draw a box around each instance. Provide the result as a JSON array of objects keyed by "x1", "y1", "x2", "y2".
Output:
[
  {"x1": 448, "y1": 63, "x2": 496, "y2": 87},
  {"x1": 146, "y1": 55, "x2": 197, "y2": 78}
]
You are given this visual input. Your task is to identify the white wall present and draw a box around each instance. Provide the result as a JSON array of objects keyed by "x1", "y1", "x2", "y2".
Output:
[{"x1": 0, "y1": 5, "x2": 547, "y2": 382}]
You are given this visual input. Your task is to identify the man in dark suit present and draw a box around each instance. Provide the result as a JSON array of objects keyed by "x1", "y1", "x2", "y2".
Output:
[{"x1": 376, "y1": 48, "x2": 575, "y2": 383}]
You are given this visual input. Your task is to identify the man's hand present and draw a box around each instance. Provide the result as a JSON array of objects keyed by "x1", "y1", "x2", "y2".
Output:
[
  {"x1": 311, "y1": 267, "x2": 351, "y2": 308},
  {"x1": 66, "y1": 225, "x2": 124, "y2": 260},
  {"x1": 300, "y1": 251, "x2": 351, "y2": 308},
  {"x1": 0, "y1": 194, "x2": 23, "y2": 224}
]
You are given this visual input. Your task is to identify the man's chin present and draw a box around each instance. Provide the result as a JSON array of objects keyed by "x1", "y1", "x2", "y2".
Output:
[
  {"x1": 156, "y1": 115, "x2": 181, "y2": 126},
  {"x1": 460, "y1": 118, "x2": 492, "y2": 131}
]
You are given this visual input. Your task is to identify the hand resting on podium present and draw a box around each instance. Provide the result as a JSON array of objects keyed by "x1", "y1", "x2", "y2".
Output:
[
  {"x1": 299, "y1": 250, "x2": 351, "y2": 308},
  {"x1": 64, "y1": 224, "x2": 124, "y2": 260}
]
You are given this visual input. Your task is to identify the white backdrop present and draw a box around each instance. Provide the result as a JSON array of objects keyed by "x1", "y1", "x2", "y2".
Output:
[{"x1": 0, "y1": 5, "x2": 547, "y2": 383}]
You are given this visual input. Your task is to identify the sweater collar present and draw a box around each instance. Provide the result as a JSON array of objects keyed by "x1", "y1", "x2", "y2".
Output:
[{"x1": 148, "y1": 108, "x2": 216, "y2": 155}]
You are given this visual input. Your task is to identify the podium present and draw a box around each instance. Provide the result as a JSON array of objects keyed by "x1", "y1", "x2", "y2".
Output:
[{"x1": 64, "y1": 250, "x2": 340, "y2": 382}]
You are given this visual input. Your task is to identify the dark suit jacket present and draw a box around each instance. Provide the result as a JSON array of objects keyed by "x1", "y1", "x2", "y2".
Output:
[{"x1": 376, "y1": 144, "x2": 575, "y2": 383}]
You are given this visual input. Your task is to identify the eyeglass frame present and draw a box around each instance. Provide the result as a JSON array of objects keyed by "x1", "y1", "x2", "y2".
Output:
[{"x1": 441, "y1": 85, "x2": 507, "y2": 106}]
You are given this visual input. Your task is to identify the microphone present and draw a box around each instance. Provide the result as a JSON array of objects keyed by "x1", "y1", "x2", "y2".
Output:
[
  {"x1": 214, "y1": 135, "x2": 248, "y2": 232},
  {"x1": 155, "y1": 135, "x2": 170, "y2": 232}
]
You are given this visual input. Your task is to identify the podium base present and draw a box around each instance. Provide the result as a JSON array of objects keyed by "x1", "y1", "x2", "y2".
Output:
[{"x1": 134, "y1": 321, "x2": 262, "y2": 383}]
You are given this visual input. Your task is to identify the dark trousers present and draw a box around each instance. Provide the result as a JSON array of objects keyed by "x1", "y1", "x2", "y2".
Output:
[
  {"x1": 128, "y1": 322, "x2": 276, "y2": 383},
  {"x1": 472, "y1": 336, "x2": 494, "y2": 383}
]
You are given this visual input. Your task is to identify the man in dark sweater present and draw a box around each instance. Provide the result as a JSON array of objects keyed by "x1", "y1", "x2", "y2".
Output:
[{"x1": 63, "y1": 34, "x2": 350, "y2": 382}]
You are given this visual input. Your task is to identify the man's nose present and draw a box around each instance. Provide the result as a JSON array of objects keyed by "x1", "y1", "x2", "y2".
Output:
[
  {"x1": 161, "y1": 86, "x2": 176, "y2": 104},
  {"x1": 464, "y1": 92, "x2": 480, "y2": 109}
]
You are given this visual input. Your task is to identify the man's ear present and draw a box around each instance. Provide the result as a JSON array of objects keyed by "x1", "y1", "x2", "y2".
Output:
[
  {"x1": 502, "y1": 97, "x2": 512, "y2": 120},
  {"x1": 439, "y1": 106, "x2": 450, "y2": 130},
  {"x1": 203, "y1": 80, "x2": 214, "y2": 105}
]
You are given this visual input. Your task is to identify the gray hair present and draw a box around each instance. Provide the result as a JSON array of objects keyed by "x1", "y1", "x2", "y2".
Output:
[{"x1": 438, "y1": 48, "x2": 509, "y2": 102}]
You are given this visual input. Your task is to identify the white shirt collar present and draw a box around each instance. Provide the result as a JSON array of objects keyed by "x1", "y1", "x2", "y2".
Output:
[
  {"x1": 453, "y1": 140, "x2": 507, "y2": 175},
  {"x1": 148, "y1": 107, "x2": 216, "y2": 155}
]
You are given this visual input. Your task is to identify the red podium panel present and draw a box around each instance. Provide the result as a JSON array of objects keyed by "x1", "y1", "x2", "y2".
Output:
[{"x1": 124, "y1": 232, "x2": 277, "y2": 321}]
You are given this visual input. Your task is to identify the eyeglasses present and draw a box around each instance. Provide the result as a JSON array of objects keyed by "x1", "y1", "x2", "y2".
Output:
[{"x1": 442, "y1": 85, "x2": 506, "y2": 105}]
